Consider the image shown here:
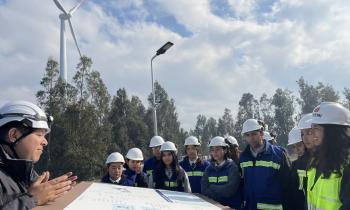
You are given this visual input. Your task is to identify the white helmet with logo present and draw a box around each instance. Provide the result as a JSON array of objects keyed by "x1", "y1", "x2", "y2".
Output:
[
  {"x1": 149, "y1": 136, "x2": 165, "y2": 147},
  {"x1": 209, "y1": 136, "x2": 228, "y2": 147},
  {"x1": 297, "y1": 113, "x2": 312, "y2": 130},
  {"x1": 311, "y1": 102, "x2": 350, "y2": 126},
  {"x1": 106, "y1": 152, "x2": 125, "y2": 164},
  {"x1": 0, "y1": 100, "x2": 51, "y2": 133},
  {"x1": 160, "y1": 141, "x2": 177, "y2": 152},
  {"x1": 241, "y1": 119, "x2": 262, "y2": 135},
  {"x1": 224, "y1": 135, "x2": 239, "y2": 146},
  {"x1": 184, "y1": 136, "x2": 200, "y2": 146},
  {"x1": 126, "y1": 148, "x2": 144, "y2": 161},
  {"x1": 288, "y1": 127, "x2": 302, "y2": 146}
]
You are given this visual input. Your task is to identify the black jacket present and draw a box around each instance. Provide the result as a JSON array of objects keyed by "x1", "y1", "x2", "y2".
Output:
[
  {"x1": 288, "y1": 151, "x2": 311, "y2": 210},
  {"x1": 0, "y1": 146, "x2": 37, "y2": 209},
  {"x1": 340, "y1": 163, "x2": 350, "y2": 210}
]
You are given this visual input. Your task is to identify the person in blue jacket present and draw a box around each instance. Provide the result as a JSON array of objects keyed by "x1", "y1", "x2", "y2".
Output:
[
  {"x1": 179, "y1": 136, "x2": 209, "y2": 193},
  {"x1": 101, "y1": 152, "x2": 133, "y2": 186},
  {"x1": 201, "y1": 136, "x2": 241, "y2": 209},
  {"x1": 123, "y1": 148, "x2": 148, "y2": 187},
  {"x1": 149, "y1": 141, "x2": 191, "y2": 192},
  {"x1": 240, "y1": 119, "x2": 291, "y2": 210},
  {"x1": 143, "y1": 136, "x2": 164, "y2": 178}
]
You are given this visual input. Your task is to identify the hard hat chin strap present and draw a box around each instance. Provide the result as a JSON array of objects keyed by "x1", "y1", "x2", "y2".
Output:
[{"x1": 1, "y1": 128, "x2": 34, "y2": 159}]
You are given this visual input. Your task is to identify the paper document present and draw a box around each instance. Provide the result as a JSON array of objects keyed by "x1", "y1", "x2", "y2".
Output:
[{"x1": 64, "y1": 183, "x2": 222, "y2": 210}]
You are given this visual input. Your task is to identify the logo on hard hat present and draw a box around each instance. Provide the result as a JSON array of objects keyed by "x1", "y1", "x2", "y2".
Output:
[
  {"x1": 313, "y1": 106, "x2": 322, "y2": 118},
  {"x1": 313, "y1": 106, "x2": 320, "y2": 113}
]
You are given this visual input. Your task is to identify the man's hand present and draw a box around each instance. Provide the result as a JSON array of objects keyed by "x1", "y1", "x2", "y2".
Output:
[{"x1": 29, "y1": 171, "x2": 78, "y2": 205}]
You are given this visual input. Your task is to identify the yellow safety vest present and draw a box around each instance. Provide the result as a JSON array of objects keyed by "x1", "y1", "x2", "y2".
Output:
[{"x1": 307, "y1": 168, "x2": 342, "y2": 210}]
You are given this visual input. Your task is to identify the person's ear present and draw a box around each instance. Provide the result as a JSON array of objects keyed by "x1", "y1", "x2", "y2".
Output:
[{"x1": 7, "y1": 128, "x2": 20, "y2": 143}]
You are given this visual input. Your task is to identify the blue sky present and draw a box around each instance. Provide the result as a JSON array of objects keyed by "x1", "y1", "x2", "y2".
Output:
[{"x1": 1, "y1": 0, "x2": 350, "y2": 130}]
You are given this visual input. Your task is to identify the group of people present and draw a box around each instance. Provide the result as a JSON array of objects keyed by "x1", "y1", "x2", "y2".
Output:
[
  {"x1": 0, "y1": 100, "x2": 349, "y2": 210},
  {"x1": 101, "y1": 102, "x2": 350, "y2": 210}
]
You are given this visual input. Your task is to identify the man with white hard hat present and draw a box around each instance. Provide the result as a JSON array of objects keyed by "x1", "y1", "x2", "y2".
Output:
[
  {"x1": 0, "y1": 101, "x2": 77, "y2": 209},
  {"x1": 101, "y1": 152, "x2": 132, "y2": 186},
  {"x1": 143, "y1": 136, "x2": 165, "y2": 177},
  {"x1": 239, "y1": 119, "x2": 291, "y2": 210}
]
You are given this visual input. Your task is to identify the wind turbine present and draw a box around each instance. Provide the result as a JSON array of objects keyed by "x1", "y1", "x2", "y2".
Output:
[{"x1": 53, "y1": 0, "x2": 84, "y2": 83}]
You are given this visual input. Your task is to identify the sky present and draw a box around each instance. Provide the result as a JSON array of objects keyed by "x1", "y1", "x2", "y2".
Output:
[{"x1": 1, "y1": 0, "x2": 350, "y2": 130}]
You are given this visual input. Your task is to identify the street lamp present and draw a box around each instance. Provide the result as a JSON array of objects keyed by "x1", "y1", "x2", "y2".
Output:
[{"x1": 150, "y1": 41, "x2": 174, "y2": 136}]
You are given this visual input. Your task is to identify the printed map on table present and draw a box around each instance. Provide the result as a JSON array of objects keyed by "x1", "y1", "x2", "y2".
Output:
[{"x1": 64, "y1": 183, "x2": 222, "y2": 210}]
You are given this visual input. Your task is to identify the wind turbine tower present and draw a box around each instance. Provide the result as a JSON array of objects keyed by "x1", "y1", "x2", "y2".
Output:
[{"x1": 53, "y1": 0, "x2": 84, "y2": 83}]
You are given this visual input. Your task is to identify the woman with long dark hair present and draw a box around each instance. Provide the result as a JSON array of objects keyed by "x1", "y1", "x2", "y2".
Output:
[
  {"x1": 149, "y1": 141, "x2": 191, "y2": 192},
  {"x1": 307, "y1": 102, "x2": 350, "y2": 210}
]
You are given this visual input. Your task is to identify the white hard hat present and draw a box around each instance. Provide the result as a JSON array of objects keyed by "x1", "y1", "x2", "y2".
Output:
[
  {"x1": 224, "y1": 135, "x2": 239, "y2": 146},
  {"x1": 0, "y1": 100, "x2": 51, "y2": 133},
  {"x1": 209, "y1": 136, "x2": 228, "y2": 147},
  {"x1": 106, "y1": 152, "x2": 125, "y2": 164},
  {"x1": 311, "y1": 102, "x2": 350, "y2": 126},
  {"x1": 263, "y1": 131, "x2": 273, "y2": 141},
  {"x1": 126, "y1": 148, "x2": 144, "y2": 161},
  {"x1": 149, "y1": 136, "x2": 165, "y2": 147},
  {"x1": 160, "y1": 141, "x2": 177, "y2": 152},
  {"x1": 288, "y1": 127, "x2": 302, "y2": 146},
  {"x1": 242, "y1": 119, "x2": 262, "y2": 135},
  {"x1": 184, "y1": 136, "x2": 200, "y2": 146},
  {"x1": 297, "y1": 113, "x2": 312, "y2": 130}
]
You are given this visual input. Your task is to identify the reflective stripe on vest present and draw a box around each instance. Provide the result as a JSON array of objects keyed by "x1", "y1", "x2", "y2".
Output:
[
  {"x1": 255, "y1": 160, "x2": 280, "y2": 170},
  {"x1": 208, "y1": 176, "x2": 228, "y2": 183},
  {"x1": 164, "y1": 181, "x2": 177, "y2": 187},
  {"x1": 240, "y1": 161, "x2": 253, "y2": 168},
  {"x1": 257, "y1": 203, "x2": 283, "y2": 210},
  {"x1": 240, "y1": 161, "x2": 253, "y2": 177},
  {"x1": 307, "y1": 168, "x2": 342, "y2": 210},
  {"x1": 297, "y1": 169, "x2": 306, "y2": 191},
  {"x1": 187, "y1": 171, "x2": 204, "y2": 177}
]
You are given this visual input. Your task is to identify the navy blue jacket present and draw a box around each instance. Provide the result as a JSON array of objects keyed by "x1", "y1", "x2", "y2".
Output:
[
  {"x1": 143, "y1": 156, "x2": 160, "y2": 177},
  {"x1": 179, "y1": 157, "x2": 209, "y2": 193},
  {"x1": 201, "y1": 159, "x2": 242, "y2": 209},
  {"x1": 152, "y1": 167, "x2": 187, "y2": 192},
  {"x1": 123, "y1": 168, "x2": 148, "y2": 188},
  {"x1": 239, "y1": 140, "x2": 290, "y2": 210},
  {"x1": 101, "y1": 174, "x2": 133, "y2": 186}
]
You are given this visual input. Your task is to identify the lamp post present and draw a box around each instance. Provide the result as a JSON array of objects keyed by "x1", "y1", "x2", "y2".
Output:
[{"x1": 150, "y1": 41, "x2": 174, "y2": 136}]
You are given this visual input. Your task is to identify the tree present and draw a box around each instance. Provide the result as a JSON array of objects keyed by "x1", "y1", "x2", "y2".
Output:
[
  {"x1": 271, "y1": 88, "x2": 295, "y2": 147},
  {"x1": 36, "y1": 56, "x2": 112, "y2": 180},
  {"x1": 316, "y1": 82, "x2": 339, "y2": 102},
  {"x1": 258, "y1": 93, "x2": 274, "y2": 131},
  {"x1": 217, "y1": 108, "x2": 235, "y2": 136},
  {"x1": 233, "y1": 93, "x2": 259, "y2": 147},
  {"x1": 297, "y1": 77, "x2": 320, "y2": 114},
  {"x1": 297, "y1": 77, "x2": 339, "y2": 114},
  {"x1": 343, "y1": 88, "x2": 350, "y2": 109},
  {"x1": 146, "y1": 82, "x2": 184, "y2": 153}
]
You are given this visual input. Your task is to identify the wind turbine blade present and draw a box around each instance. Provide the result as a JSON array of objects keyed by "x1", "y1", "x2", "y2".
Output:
[
  {"x1": 69, "y1": 0, "x2": 84, "y2": 15},
  {"x1": 68, "y1": 19, "x2": 82, "y2": 58},
  {"x1": 53, "y1": 0, "x2": 68, "y2": 14}
]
